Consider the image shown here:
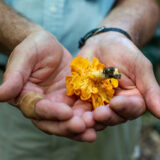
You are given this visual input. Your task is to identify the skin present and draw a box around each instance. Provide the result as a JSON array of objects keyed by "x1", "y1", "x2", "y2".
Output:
[
  {"x1": 0, "y1": 0, "x2": 159, "y2": 142},
  {"x1": 78, "y1": 32, "x2": 155, "y2": 129}
]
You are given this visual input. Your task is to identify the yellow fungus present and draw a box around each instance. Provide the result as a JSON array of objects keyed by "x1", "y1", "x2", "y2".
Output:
[{"x1": 66, "y1": 57, "x2": 119, "y2": 109}]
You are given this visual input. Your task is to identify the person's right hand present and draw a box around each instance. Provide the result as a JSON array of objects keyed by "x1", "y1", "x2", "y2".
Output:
[
  {"x1": 77, "y1": 31, "x2": 160, "y2": 129},
  {"x1": 0, "y1": 29, "x2": 96, "y2": 142}
]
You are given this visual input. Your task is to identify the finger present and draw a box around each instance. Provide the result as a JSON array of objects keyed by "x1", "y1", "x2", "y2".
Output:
[
  {"x1": 18, "y1": 92, "x2": 43, "y2": 119},
  {"x1": 0, "y1": 71, "x2": 23, "y2": 101},
  {"x1": 73, "y1": 100, "x2": 94, "y2": 127},
  {"x1": 35, "y1": 100, "x2": 73, "y2": 120},
  {"x1": 109, "y1": 96, "x2": 146, "y2": 120},
  {"x1": 67, "y1": 116, "x2": 86, "y2": 134},
  {"x1": 82, "y1": 111, "x2": 95, "y2": 128},
  {"x1": 0, "y1": 47, "x2": 33, "y2": 101},
  {"x1": 93, "y1": 106, "x2": 125, "y2": 126},
  {"x1": 136, "y1": 59, "x2": 160, "y2": 118},
  {"x1": 32, "y1": 116, "x2": 86, "y2": 136},
  {"x1": 73, "y1": 128, "x2": 97, "y2": 142}
]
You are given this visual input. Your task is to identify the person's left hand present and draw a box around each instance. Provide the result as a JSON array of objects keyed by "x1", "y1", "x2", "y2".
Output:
[{"x1": 77, "y1": 32, "x2": 160, "y2": 130}]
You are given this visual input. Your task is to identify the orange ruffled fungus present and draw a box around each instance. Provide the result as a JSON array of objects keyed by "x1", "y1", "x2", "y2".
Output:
[{"x1": 66, "y1": 57, "x2": 118, "y2": 109}]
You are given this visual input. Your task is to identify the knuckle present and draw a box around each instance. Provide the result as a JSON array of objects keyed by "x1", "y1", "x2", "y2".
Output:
[
  {"x1": 56, "y1": 109, "x2": 72, "y2": 121},
  {"x1": 69, "y1": 117, "x2": 86, "y2": 133}
]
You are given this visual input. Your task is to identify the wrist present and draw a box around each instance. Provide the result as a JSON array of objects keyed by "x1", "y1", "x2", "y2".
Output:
[
  {"x1": 27, "y1": 24, "x2": 43, "y2": 35},
  {"x1": 14, "y1": 23, "x2": 43, "y2": 45},
  {"x1": 79, "y1": 27, "x2": 132, "y2": 48},
  {"x1": 0, "y1": 23, "x2": 43, "y2": 54},
  {"x1": 85, "y1": 31, "x2": 130, "y2": 47}
]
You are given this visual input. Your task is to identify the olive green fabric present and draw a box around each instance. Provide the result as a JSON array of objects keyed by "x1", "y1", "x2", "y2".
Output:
[{"x1": 0, "y1": 70, "x2": 141, "y2": 160}]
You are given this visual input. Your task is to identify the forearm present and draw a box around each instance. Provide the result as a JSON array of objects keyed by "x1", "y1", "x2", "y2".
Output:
[
  {"x1": 0, "y1": 0, "x2": 41, "y2": 54},
  {"x1": 100, "y1": 0, "x2": 160, "y2": 47}
]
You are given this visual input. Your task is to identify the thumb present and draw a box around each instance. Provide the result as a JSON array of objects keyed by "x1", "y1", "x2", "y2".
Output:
[
  {"x1": 136, "y1": 59, "x2": 160, "y2": 118},
  {"x1": 0, "y1": 47, "x2": 33, "y2": 102}
]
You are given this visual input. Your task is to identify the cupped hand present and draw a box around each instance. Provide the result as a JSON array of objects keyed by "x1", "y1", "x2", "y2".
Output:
[
  {"x1": 0, "y1": 29, "x2": 96, "y2": 142},
  {"x1": 78, "y1": 32, "x2": 160, "y2": 129}
]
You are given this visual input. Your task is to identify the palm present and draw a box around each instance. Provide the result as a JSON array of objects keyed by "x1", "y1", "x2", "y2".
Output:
[
  {"x1": 97, "y1": 41, "x2": 143, "y2": 99},
  {"x1": 20, "y1": 38, "x2": 74, "y2": 107},
  {"x1": 97, "y1": 43, "x2": 146, "y2": 117}
]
